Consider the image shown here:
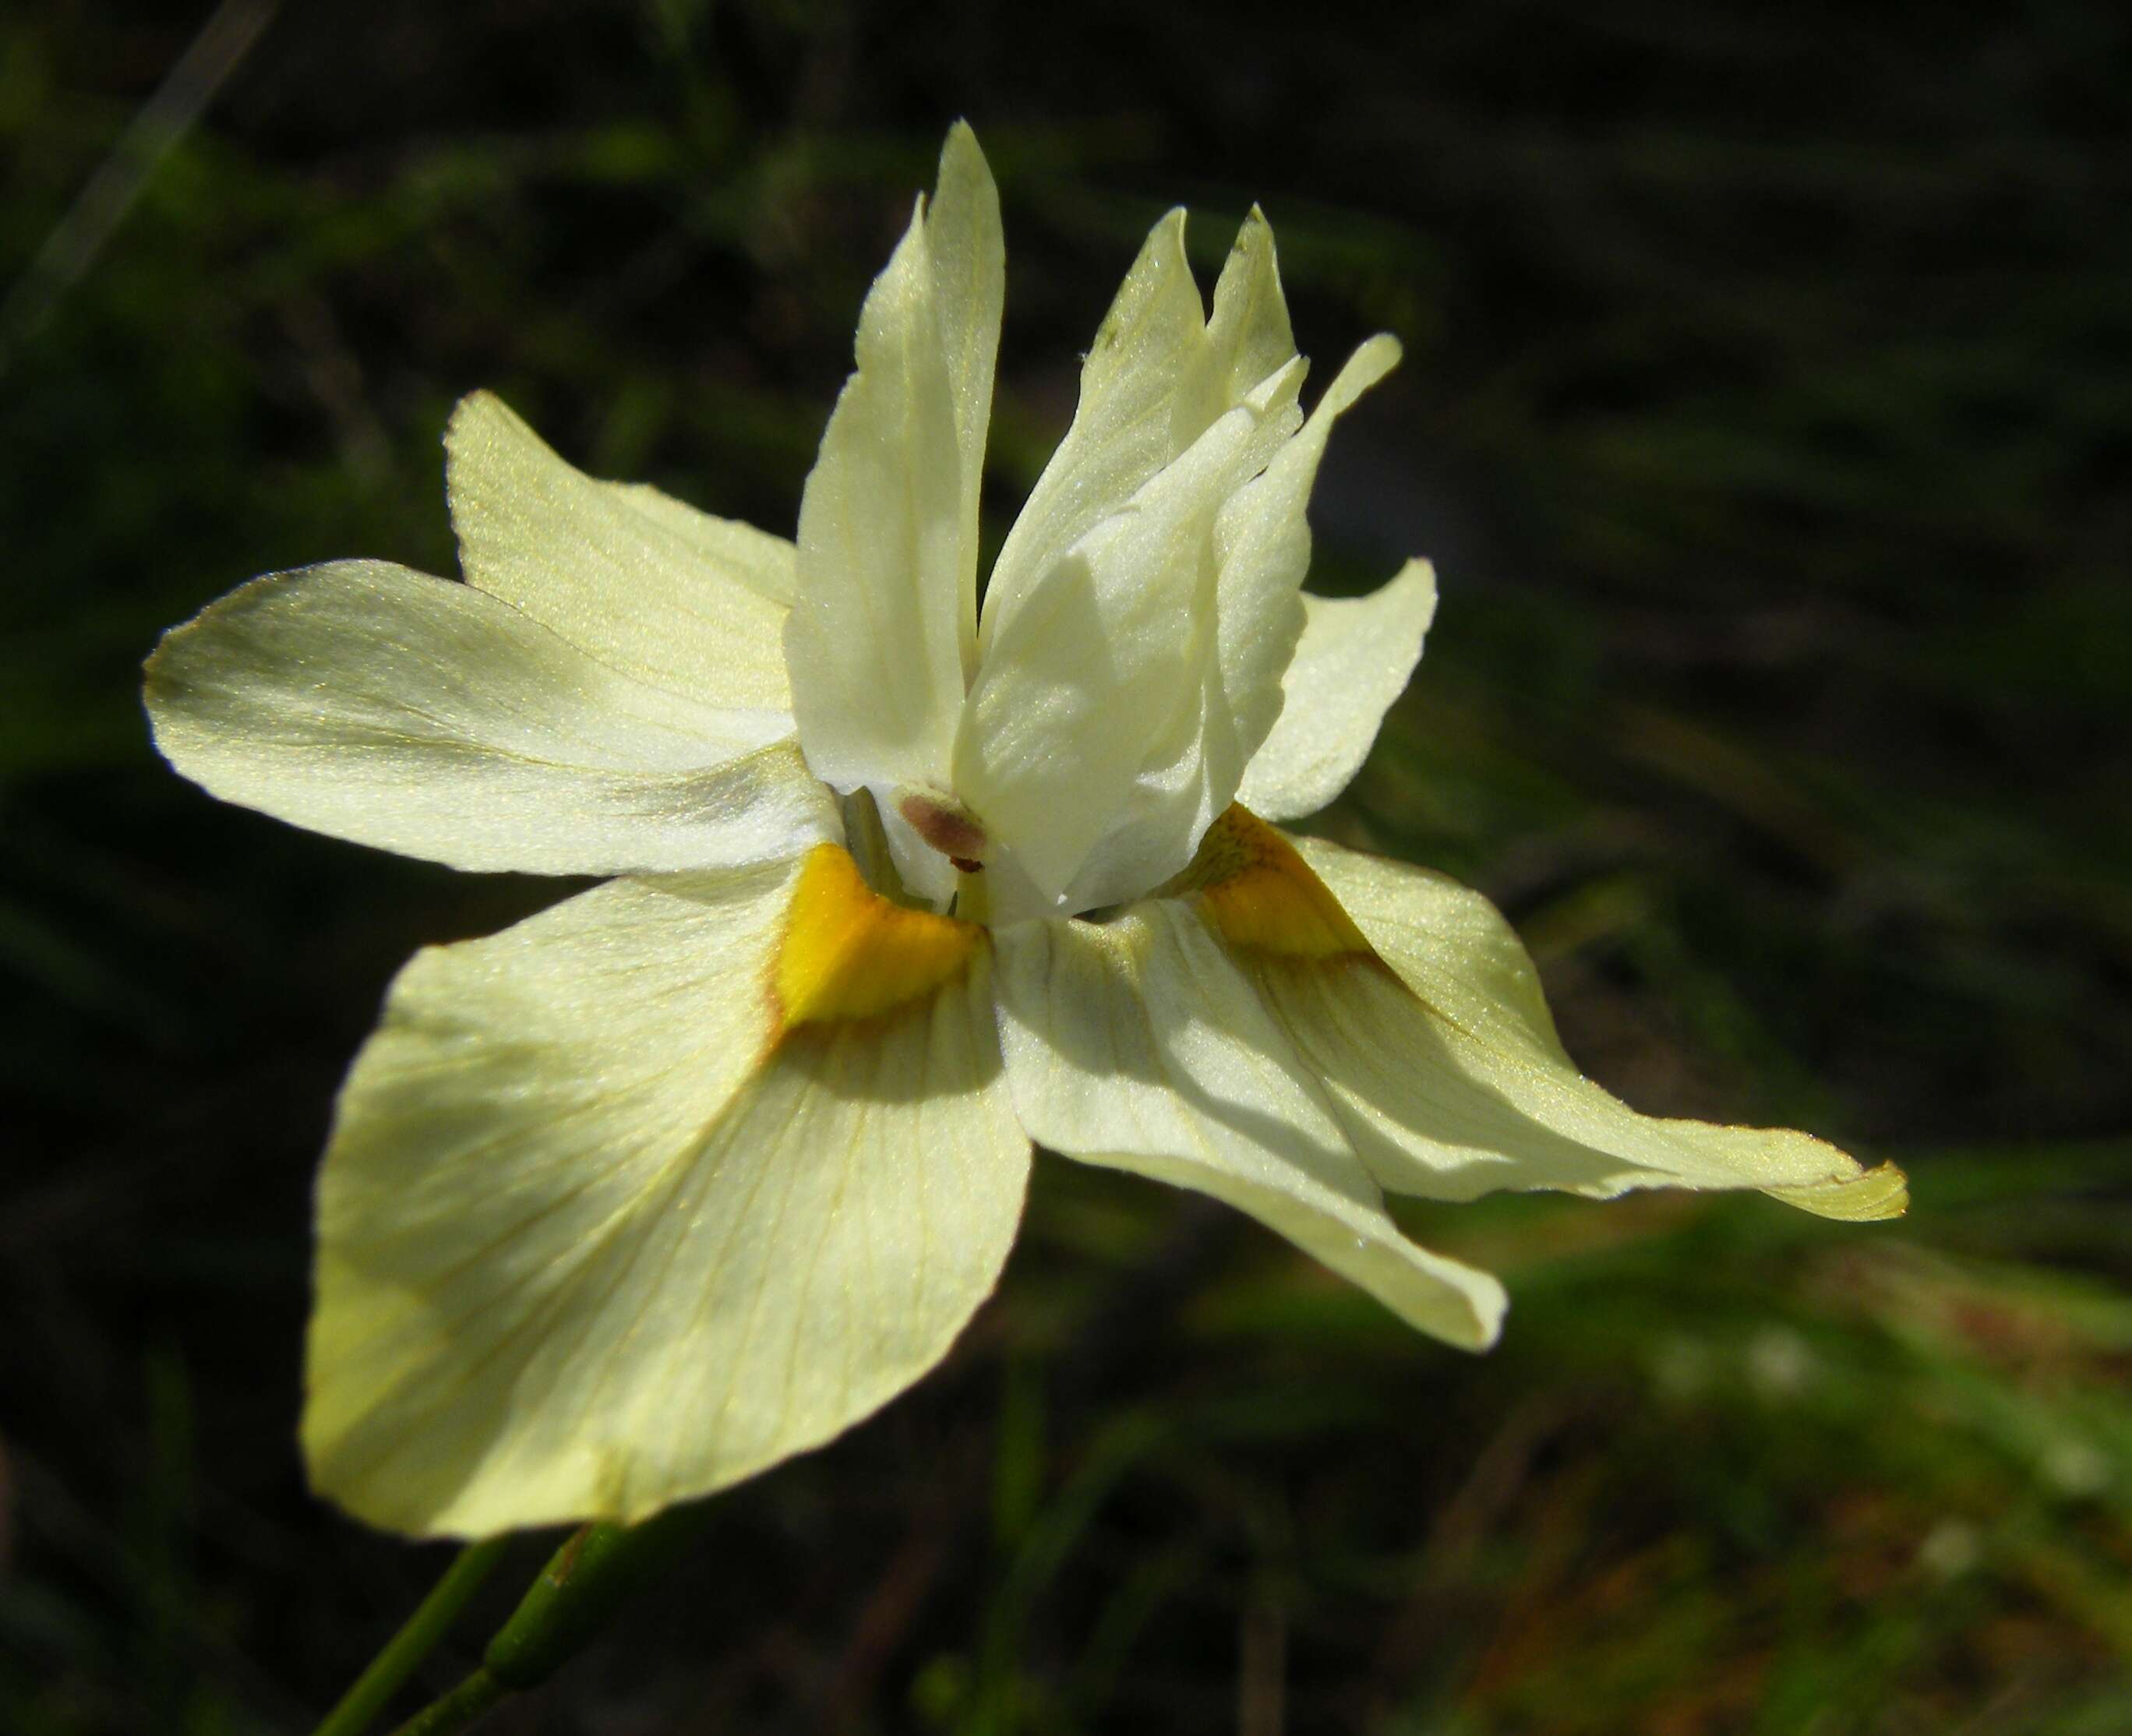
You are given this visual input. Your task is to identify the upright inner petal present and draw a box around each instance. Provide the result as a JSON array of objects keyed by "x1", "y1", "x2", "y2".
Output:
[
  {"x1": 784, "y1": 124, "x2": 1003, "y2": 810},
  {"x1": 979, "y1": 206, "x2": 1298, "y2": 655},
  {"x1": 1235, "y1": 559, "x2": 1438, "y2": 823},
  {"x1": 956, "y1": 324, "x2": 1403, "y2": 916},
  {"x1": 954, "y1": 369, "x2": 1304, "y2": 907}
]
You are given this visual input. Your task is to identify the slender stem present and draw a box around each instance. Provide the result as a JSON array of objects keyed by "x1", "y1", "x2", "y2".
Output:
[
  {"x1": 376, "y1": 1501, "x2": 718, "y2": 1736},
  {"x1": 311, "y1": 1539, "x2": 511, "y2": 1736},
  {"x1": 387, "y1": 1670, "x2": 505, "y2": 1736}
]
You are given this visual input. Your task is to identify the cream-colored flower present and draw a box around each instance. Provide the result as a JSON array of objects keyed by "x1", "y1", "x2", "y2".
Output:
[{"x1": 143, "y1": 125, "x2": 1904, "y2": 1540}]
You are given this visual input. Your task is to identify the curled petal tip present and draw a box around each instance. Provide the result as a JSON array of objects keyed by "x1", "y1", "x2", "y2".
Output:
[{"x1": 1765, "y1": 1162, "x2": 1911, "y2": 1223}]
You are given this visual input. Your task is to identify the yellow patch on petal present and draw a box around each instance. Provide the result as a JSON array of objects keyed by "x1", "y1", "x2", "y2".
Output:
[
  {"x1": 1171, "y1": 806, "x2": 1372, "y2": 960},
  {"x1": 772, "y1": 842, "x2": 983, "y2": 1035}
]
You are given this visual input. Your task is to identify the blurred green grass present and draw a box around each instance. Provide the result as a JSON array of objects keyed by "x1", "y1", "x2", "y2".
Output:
[{"x1": 2, "y1": 3, "x2": 2127, "y2": 1732}]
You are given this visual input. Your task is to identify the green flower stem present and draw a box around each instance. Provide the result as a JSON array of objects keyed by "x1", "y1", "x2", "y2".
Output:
[
  {"x1": 379, "y1": 1501, "x2": 718, "y2": 1736},
  {"x1": 311, "y1": 1538, "x2": 510, "y2": 1736},
  {"x1": 389, "y1": 1669, "x2": 505, "y2": 1736}
]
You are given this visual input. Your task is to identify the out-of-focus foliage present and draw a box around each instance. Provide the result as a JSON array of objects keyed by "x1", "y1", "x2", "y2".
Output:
[{"x1": 2, "y1": 2, "x2": 2126, "y2": 1732}]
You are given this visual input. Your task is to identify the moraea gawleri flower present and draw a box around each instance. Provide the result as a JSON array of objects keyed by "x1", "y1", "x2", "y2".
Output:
[{"x1": 144, "y1": 125, "x2": 1904, "y2": 1540}]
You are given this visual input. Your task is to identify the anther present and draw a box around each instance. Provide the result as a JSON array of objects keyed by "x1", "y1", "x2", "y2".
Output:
[{"x1": 895, "y1": 789, "x2": 991, "y2": 864}]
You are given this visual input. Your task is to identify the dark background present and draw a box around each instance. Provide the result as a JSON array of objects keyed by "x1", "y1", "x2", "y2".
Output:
[{"x1": 5, "y1": 2, "x2": 2130, "y2": 1731}]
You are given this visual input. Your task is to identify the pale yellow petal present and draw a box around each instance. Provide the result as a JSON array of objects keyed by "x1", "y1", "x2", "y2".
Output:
[
  {"x1": 980, "y1": 206, "x2": 1304, "y2": 657},
  {"x1": 993, "y1": 902, "x2": 1506, "y2": 1350},
  {"x1": 445, "y1": 392, "x2": 792, "y2": 708},
  {"x1": 957, "y1": 369, "x2": 1303, "y2": 909},
  {"x1": 929, "y1": 119, "x2": 1006, "y2": 605},
  {"x1": 1201, "y1": 336, "x2": 1404, "y2": 834},
  {"x1": 305, "y1": 858, "x2": 1030, "y2": 1537},
  {"x1": 1237, "y1": 559, "x2": 1438, "y2": 820},
  {"x1": 144, "y1": 560, "x2": 833, "y2": 874},
  {"x1": 979, "y1": 207, "x2": 1203, "y2": 653},
  {"x1": 604, "y1": 481, "x2": 796, "y2": 604},
  {"x1": 1255, "y1": 831, "x2": 1905, "y2": 1218},
  {"x1": 965, "y1": 227, "x2": 1396, "y2": 916},
  {"x1": 1183, "y1": 206, "x2": 1300, "y2": 438},
  {"x1": 784, "y1": 129, "x2": 1003, "y2": 802}
]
